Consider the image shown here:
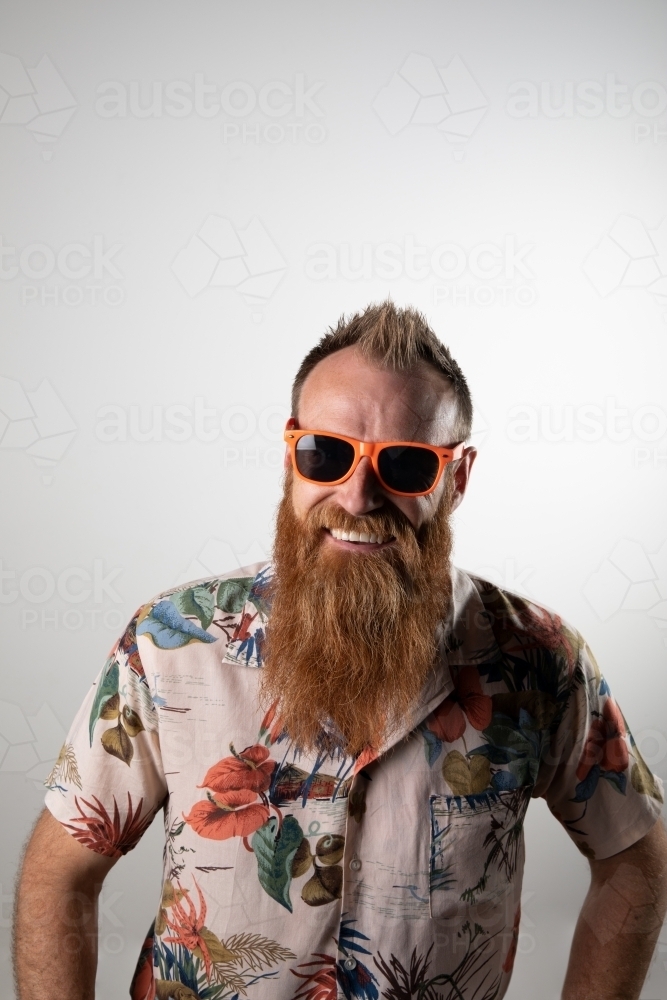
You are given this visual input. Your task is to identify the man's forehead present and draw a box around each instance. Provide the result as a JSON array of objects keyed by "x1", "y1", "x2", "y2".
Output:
[{"x1": 297, "y1": 346, "x2": 456, "y2": 436}]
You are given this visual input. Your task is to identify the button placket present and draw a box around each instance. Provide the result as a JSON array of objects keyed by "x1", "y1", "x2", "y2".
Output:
[{"x1": 337, "y1": 769, "x2": 366, "y2": 982}]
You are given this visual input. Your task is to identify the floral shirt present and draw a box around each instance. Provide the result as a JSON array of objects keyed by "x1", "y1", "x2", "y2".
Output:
[{"x1": 44, "y1": 564, "x2": 664, "y2": 1000}]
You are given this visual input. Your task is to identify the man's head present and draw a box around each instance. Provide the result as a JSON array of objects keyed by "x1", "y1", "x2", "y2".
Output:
[
  {"x1": 261, "y1": 302, "x2": 476, "y2": 756},
  {"x1": 291, "y1": 302, "x2": 472, "y2": 431}
]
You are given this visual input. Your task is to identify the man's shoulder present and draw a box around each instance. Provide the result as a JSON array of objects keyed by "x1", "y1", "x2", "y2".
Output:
[
  {"x1": 452, "y1": 566, "x2": 584, "y2": 683},
  {"x1": 150, "y1": 560, "x2": 272, "y2": 607},
  {"x1": 131, "y1": 561, "x2": 273, "y2": 660}
]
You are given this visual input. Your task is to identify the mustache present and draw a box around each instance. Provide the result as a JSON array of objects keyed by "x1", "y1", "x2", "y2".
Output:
[{"x1": 304, "y1": 501, "x2": 418, "y2": 543}]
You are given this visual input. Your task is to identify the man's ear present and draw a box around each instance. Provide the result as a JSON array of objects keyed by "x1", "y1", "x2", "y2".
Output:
[
  {"x1": 284, "y1": 416, "x2": 297, "y2": 469},
  {"x1": 450, "y1": 446, "x2": 477, "y2": 512}
]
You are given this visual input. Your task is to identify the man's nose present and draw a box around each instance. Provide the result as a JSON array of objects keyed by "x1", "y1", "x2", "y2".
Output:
[{"x1": 333, "y1": 456, "x2": 385, "y2": 516}]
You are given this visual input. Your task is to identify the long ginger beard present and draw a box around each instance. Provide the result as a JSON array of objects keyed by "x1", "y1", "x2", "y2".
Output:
[{"x1": 260, "y1": 471, "x2": 455, "y2": 757}]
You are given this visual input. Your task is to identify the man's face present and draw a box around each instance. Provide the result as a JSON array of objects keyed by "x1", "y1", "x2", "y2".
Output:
[
  {"x1": 261, "y1": 346, "x2": 477, "y2": 756},
  {"x1": 288, "y1": 345, "x2": 476, "y2": 534}
]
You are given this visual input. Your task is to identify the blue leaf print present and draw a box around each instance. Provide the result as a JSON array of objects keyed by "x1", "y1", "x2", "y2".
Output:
[
  {"x1": 601, "y1": 769, "x2": 627, "y2": 794},
  {"x1": 420, "y1": 725, "x2": 443, "y2": 767},
  {"x1": 249, "y1": 565, "x2": 273, "y2": 615},
  {"x1": 337, "y1": 960, "x2": 379, "y2": 1000},
  {"x1": 573, "y1": 763, "x2": 601, "y2": 802},
  {"x1": 338, "y1": 916, "x2": 373, "y2": 955},
  {"x1": 137, "y1": 601, "x2": 217, "y2": 649},
  {"x1": 492, "y1": 769, "x2": 519, "y2": 792}
]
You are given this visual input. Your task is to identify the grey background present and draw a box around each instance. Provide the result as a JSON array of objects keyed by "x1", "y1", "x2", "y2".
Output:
[{"x1": 1, "y1": 1, "x2": 666, "y2": 997}]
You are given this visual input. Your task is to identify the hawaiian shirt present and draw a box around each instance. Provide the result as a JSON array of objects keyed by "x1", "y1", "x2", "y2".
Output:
[{"x1": 44, "y1": 563, "x2": 664, "y2": 1000}]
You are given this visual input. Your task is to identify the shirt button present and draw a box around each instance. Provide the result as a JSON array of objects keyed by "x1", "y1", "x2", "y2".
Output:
[
  {"x1": 349, "y1": 858, "x2": 361, "y2": 871},
  {"x1": 343, "y1": 957, "x2": 357, "y2": 971}
]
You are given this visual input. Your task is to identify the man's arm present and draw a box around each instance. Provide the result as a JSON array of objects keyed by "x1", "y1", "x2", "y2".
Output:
[
  {"x1": 562, "y1": 818, "x2": 667, "y2": 1000},
  {"x1": 13, "y1": 807, "x2": 119, "y2": 1000}
]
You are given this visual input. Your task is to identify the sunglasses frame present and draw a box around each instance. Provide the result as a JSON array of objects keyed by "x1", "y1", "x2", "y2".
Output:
[{"x1": 284, "y1": 424, "x2": 465, "y2": 497}]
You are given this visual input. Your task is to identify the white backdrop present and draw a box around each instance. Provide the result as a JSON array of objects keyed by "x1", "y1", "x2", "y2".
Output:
[{"x1": 1, "y1": 2, "x2": 666, "y2": 997}]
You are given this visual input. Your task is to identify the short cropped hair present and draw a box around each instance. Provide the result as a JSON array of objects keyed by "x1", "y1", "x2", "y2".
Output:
[{"x1": 291, "y1": 301, "x2": 473, "y2": 442}]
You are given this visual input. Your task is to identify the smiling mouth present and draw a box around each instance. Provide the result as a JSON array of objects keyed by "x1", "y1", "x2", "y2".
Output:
[{"x1": 327, "y1": 527, "x2": 394, "y2": 546}]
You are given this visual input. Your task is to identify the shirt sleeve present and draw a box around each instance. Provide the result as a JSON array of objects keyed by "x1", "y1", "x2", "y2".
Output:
[
  {"x1": 535, "y1": 637, "x2": 664, "y2": 860},
  {"x1": 44, "y1": 608, "x2": 168, "y2": 858}
]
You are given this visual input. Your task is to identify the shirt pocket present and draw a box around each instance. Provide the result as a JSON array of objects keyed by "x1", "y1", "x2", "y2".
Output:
[{"x1": 429, "y1": 787, "x2": 531, "y2": 920}]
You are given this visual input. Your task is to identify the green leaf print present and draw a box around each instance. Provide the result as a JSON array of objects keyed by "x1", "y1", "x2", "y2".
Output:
[
  {"x1": 483, "y1": 722, "x2": 532, "y2": 757},
  {"x1": 468, "y1": 743, "x2": 513, "y2": 765},
  {"x1": 88, "y1": 657, "x2": 119, "y2": 746},
  {"x1": 631, "y1": 756, "x2": 664, "y2": 802},
  {"x1": 217, "y1": 577, "x2": 253, "y2": 614},
  {"x1": 251, "y1": 814, "x2": 303, "y2": 912},
  {"x1": 171, "y1": 586, "x2": 216, "y2": 630},
  {"x1": 508, "y1": 756, "x2": 538, "y2": 787}
]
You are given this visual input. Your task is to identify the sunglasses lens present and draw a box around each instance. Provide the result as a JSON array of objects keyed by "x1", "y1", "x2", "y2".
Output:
[
  {"x1": 378, "y1": 445, "x2": 440, "y2": 494},
  {"x1": 295, "y1": 434, "x2": 356, "y2": 483}
]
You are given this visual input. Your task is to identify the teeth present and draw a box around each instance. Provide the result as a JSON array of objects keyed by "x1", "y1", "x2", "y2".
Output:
[{"x1": 328, "y1": 528, "x2": 387, "y2": 544}]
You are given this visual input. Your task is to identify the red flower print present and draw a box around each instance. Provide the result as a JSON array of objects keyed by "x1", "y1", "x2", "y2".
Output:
[
  {"x1": 65, "y1": 793, "x2": 153, "y2": 858},
  {"x1": 259, "y1": 701, "x2": 285, "y2": 745},
  {"x1": 576, "y1": 698, "x2": 629, "y2": 780},
  {"x1": 199, "y1": 743, "x2": 276, "y2": 794},
  {"x1": 184, "y1": 789, "x2": 269, "y2": 840},
  {"x1": 502, "y1": 903, "x2": 521, "y2": 974},
  {"x1": 427, "y1": 666, "x2": 493, "y2": 742},
  {"x1": 233, "y1": 610, "x2": 257, "y2": 642},
  {"x1": 353, "y1": 746, "x2": 378, "y2": 775},
  {"x1": 130, "y1": 926, "x2": 155, "y2": 1000},
  {"x1": 516, "y1": 603, "x2": 576, "y2": 674},
  {"x1": 162, "y1": 878, "x2": 214, "y2": 977},
  {"x1": 291, "y1": 953, "x2": 337, "y2": 1000}
]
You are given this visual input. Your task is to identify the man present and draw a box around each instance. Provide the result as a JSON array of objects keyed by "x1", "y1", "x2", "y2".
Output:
[{"x1": 13, "y1": 303, "x2": 667, "y2": 1000}]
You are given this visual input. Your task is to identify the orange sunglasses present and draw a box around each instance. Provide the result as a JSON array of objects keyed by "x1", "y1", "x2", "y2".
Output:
[{"x1": 284, "y1": 423, "x2": 465, "y2": 497}]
